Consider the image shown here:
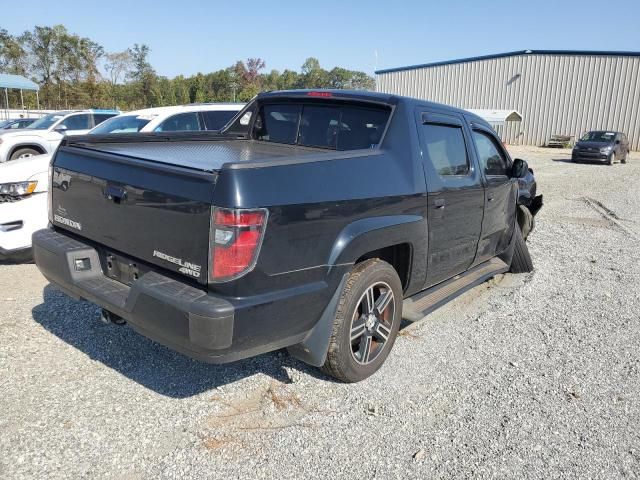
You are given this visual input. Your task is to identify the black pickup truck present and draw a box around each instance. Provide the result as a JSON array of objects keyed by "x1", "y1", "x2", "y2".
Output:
[{"x1": 33, "y1": 90, "x2": 541, "y2": 382}]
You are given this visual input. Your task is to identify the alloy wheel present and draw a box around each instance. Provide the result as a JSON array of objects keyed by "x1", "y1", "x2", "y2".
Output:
[{"x1": 349, "y1": 281, "x2": 395, "y2": 365}]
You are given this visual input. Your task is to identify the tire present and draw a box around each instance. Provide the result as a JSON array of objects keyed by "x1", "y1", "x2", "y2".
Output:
[
  {"x1": 607, "y1": 152, "x2": 615, "y2": 165},
  {"x1": 509, "y1": 226, "x2": 533, "y2": 273},
  {"x1": 621, "y1": 152, "x2": 627, "y2": 164},
  {"x1": 517, "y1": 205, "x2": 534, "y2": 241},
  {"x1": 322, "y1": 259, "x2": 402, "y2": 383},
  {"x1": 9, "y1": 148, "x2": 40, "y2": 161}
]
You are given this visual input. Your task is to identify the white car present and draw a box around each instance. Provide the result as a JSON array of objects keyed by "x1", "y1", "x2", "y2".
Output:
[
  {"x1": 0, "y1": 109, "x2": 119, "y2": 162},
  {"x1": 88, "y1": 103, "x2": 244, "y2": 134},
  {"x1": 0, "y1": 103, "x2": 244, "y2": 261}
]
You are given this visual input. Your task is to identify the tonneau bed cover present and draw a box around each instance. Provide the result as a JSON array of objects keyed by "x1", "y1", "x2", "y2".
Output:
[{"x1": 63, "y1": 135, "x2": 326, "y2": 172}]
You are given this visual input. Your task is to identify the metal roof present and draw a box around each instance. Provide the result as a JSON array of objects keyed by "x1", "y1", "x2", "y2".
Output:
[
  {"x1": 466, "y1": 109, "x2": 523, "y2": 125},
  {"x1": 375, "y1": 49, "x2": 640, "y2": 74},
  {"x1": 0, "y1": 74, "x2": 39, "y2": 91}
]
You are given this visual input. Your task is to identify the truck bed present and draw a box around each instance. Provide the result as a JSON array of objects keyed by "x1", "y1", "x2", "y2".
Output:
[{"x1": 64, "y1": 135, "x2": 327, "y2": 172}]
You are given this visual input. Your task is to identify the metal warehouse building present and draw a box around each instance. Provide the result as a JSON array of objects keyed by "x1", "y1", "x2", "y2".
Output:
[{"x1": 375, "y1": 50, "x2": 640, "y2": 150}]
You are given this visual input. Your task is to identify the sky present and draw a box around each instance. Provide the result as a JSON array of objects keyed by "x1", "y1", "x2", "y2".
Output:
[{"x1": 3, "y1": 0, "x2": 640, "y2": 78}]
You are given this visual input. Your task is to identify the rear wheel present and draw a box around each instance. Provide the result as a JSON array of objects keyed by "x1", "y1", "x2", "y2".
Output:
[
  {"x1": 621, "y1": 151, "x2": 628, "y2": 164},
  {"x1": 322, "y1": 259, "x2": 402, "y2": 383},
  {"x1": 9, "y1": 147, "x2": 40, "y2": 160},
  {"x1": 510, "y1": 226, "x2": 533, "y2": 273}
]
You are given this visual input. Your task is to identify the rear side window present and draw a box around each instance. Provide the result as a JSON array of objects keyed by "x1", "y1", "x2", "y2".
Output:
[
  {"x1": 154, "y1": 112, "x2": 203, "y2": 132},
  {"x1": 91, "y1": 115, "x2": 151, "y2": 134},
  {"x1": 254, "y1": 103, "x2": 390, "y2": 150},
  {"x1": 93, "y1": 113, "x2": 117, "y2": 126},
  {"x1": 422, "y1": 124, "x2": 469, "y2": 176},
  {"x1": 202, "y1": 110, "x2": 239, "y2": 130},
  {"x1": 473, "y1": 130, "x2": 509, "y2": 176},
  {"x1": 60, "y1": 114, "x2": 91, "y2": 130}
]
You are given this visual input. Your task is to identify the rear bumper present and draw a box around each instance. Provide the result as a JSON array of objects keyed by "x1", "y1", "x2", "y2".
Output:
[{"x1": 33, "y1": 228, "x2": 333, "y2": 364}]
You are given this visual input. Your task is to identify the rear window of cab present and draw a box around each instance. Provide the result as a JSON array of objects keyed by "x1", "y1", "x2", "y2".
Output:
[{"x1": 249, "y1": 103, "x2": 391, "y2": 150}]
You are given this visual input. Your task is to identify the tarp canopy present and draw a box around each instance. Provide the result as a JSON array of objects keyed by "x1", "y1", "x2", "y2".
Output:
[
  {"x1": 0, "y1": 74, "x2": 39, "y2": 91},
  {"x1": 467, "y1": 109, "x2": 522, "y2": 126}
]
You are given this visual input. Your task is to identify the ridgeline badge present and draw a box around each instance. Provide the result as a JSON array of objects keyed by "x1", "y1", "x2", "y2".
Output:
[{"x1": 152, "y1": 250, "x2": 202, "y2": 278}]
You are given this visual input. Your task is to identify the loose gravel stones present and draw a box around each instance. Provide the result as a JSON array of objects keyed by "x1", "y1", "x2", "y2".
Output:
[{"x1": 1, "y1": 147, "x2": 639, "y2": 479}]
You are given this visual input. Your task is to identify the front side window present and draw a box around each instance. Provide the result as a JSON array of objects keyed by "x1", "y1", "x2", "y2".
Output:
[
  {"x1": 154, "y1": 112, "x2": 203, "y2": 132},
  {"x1": 473, "y1": 130, "x2": 509, "y2": 176},
  {"x1": 27, "y1": 113, "x2": 66, "y2": 130},
  {"x1": 60, "y1": 114, "x2": 91, "y2": 130},
  {"x1": 422, "y1": 124, "x2": 469, "y2": 176}
]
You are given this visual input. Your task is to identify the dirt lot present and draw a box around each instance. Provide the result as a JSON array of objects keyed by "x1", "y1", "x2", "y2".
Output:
[{"x1": 1, "y1": 147, "x2": 639, "y2": 479}]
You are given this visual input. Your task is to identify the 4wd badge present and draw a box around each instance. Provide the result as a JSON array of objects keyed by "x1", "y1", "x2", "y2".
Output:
[{"x1": 152, "y1": 250, "x2": 202, "y2": 278}]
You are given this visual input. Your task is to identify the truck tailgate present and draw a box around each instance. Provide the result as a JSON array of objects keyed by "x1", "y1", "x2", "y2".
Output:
[{"x1": 51, "y1": 146, "x2": 216, "y2": 284}]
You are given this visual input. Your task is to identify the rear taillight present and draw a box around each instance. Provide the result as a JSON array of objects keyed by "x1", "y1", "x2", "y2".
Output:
[{"x1": 209, "y1": 207, "x2": 268, "y2": 282}]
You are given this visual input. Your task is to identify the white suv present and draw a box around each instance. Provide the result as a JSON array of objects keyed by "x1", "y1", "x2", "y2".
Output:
[
  {"x1": 0, "y1": 109, "x2": 119, "y2": 162},
  {"x1": 89, "y1": 103, "x2": 244, "y2": 134},
  {"x1": 0, "y1": 103, "x2": 243, "y2": 261}
]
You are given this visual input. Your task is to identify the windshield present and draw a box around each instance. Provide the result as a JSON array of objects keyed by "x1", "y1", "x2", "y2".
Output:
[
  {"x1": 90, "y1": 114, "x2": 152, "y2": 134},
  {"x1": 580, "y1": 131, "x2": 616, "y2": 143},
  {"x1": 27, "y1": 113, "x2": 66, "y2": 130}
]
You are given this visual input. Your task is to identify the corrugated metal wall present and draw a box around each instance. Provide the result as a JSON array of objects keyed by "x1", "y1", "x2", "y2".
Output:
[{"x1": 376, "y1": 53, "x2": 640, "y2": 150}]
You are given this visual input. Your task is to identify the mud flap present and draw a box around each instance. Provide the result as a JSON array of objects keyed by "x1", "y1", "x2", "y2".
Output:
[{"x1": 287, "y1": 273, "x2": 348, "y2": 367}]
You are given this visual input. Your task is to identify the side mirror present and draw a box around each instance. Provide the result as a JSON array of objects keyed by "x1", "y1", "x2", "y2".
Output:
[
  {"x1": 615, "y1": 139, "x2": 620, "y2": 144},
  {"x1": 512, "y1": 158, "x2": 529, "y2": 178},
  {"x1": 54, "y1": 125, "x2": 68, "y2": 134}
]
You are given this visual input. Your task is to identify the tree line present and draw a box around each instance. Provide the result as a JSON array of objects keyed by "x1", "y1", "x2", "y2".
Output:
[{"x1": 0, "y1": 25, "x2": 375, "y2": 111}]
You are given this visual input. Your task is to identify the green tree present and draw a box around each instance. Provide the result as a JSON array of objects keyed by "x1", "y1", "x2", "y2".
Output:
[
  {"x1": 1, "y1": 24, "x2": 377, "y2": 111},
  {"x1": 104, "y1": 50, "x2": 133, "y2": 108},
  {"x1": 0, "y1": 29, "x2": 27, "y2": 75},
  {"x1": 300, "y1": 57, "x2": 330, "y2": 88},
  {"x1": 127, "y1": 43, "x2": 156, "y2": 107},
  {"x1": 190, "y1": 73, "x2": 207, "y2": 103},
  {"x1": 21, "y1": 25, "x2": 63, "y2": 107}
]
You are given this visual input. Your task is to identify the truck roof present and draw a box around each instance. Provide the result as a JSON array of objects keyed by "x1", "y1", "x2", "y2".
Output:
[{"x1": 257, "y1": 89, "x2": 490, "y2": 127}]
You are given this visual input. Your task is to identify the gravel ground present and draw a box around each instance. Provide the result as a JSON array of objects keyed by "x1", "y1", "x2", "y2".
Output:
[{"x1": 1, "y1": 147, "x2": 639, "y2": 479}]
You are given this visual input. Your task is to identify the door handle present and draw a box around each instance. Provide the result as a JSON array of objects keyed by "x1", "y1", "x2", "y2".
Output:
[
  {"x1": 487, "y1": 194, "x2": 495, "y2": 202},
  {"x1": 434, "y1": 198, "x2": 446, "y2": 209}
]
